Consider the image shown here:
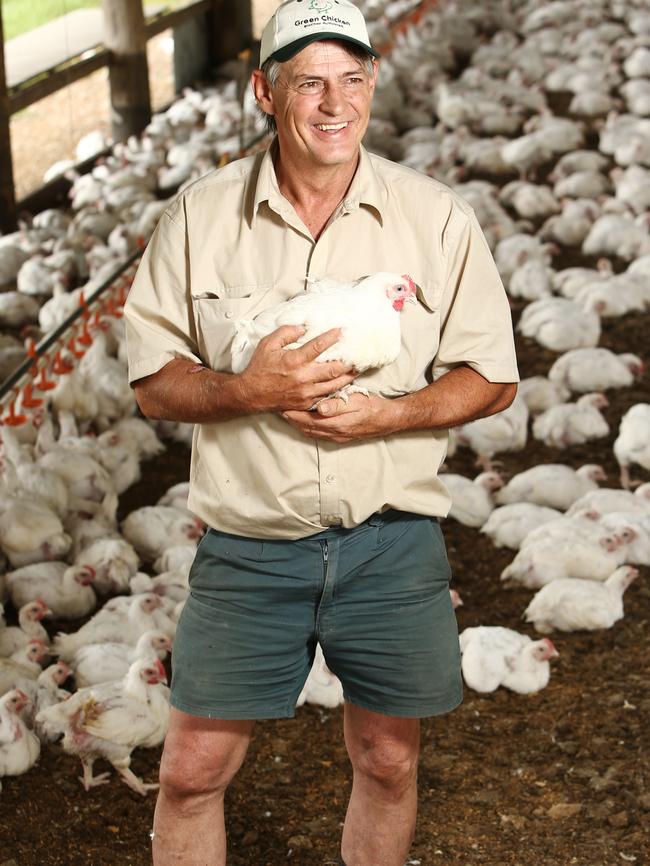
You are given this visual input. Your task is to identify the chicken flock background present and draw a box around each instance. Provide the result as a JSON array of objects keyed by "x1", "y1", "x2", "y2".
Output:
[{"x1": 1, "y1": 0, "x2": 649, "y2": 862}]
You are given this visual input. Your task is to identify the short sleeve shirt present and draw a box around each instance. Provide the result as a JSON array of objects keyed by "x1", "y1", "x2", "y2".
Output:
[{"x1": 124, "y1": 143, "x2": 519, "y2": 539}]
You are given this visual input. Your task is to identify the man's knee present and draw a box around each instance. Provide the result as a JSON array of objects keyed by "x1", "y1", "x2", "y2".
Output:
[
  {"x1": 158, "y1": 715, "x2": 253, "y2": 802},
  {"x1": 348, "y1": 732, "x2": 418, "y2": 793}
]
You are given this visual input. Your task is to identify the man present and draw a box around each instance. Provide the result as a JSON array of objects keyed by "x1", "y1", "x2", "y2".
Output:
[{"x1": 124, "y1": 1, "x2": 518, "y2": 864}]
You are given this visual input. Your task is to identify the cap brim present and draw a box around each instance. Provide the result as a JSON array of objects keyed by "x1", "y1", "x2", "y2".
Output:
[{"x1": 268, "y1": 33, "x2": 380, "y2": 63}]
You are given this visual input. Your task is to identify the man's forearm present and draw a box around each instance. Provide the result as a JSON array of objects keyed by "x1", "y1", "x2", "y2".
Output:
[
  {"x1": 134, "y1": 359, "x2": 249, "y2": 424},
  {"x1": 390, "y1": 366, "x2": 517, "y2": 434}
]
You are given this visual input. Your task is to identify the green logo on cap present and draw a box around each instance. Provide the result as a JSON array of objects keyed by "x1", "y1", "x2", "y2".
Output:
[{"x1": 309, "y1": 0, "x2": 334, "y2": 11}]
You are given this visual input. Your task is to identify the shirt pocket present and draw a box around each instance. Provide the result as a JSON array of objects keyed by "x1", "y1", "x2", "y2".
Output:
[
  {"x1": 191, "y1": 284, "x2": 286, "y2": 372},
  {"x1": 358, "y1": 281, "x2": 442, "y2": 397}
]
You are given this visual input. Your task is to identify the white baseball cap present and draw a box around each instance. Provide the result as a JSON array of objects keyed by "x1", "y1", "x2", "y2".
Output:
[{"x1": 259, "y1": 0, "x2": 379, "y2": 67}]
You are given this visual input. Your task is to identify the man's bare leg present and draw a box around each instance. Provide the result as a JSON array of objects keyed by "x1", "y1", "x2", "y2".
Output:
[
  {"x1": 152, "y1": 708, "x2": 255, "y2": 866},
  {"x1": 340, "y1": 703, "x2": 420, "y2": 866}
]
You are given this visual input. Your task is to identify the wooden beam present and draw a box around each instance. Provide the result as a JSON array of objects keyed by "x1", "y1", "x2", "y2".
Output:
[
  {"x1": 101, "y1": 0, "x2": 151, "y2": 141},
  {"x1": 208, "y1": 0, "x2": 253, "y2": 67},
  {"x1": 9, "y1": 49, "x2": 109, "y2": 115},
  {"x1": 146, "y1": 0, "x2": 212, "y2": 39},
  {"x1": 0, "y1": 10, "x2": 17, "y2": 232}
]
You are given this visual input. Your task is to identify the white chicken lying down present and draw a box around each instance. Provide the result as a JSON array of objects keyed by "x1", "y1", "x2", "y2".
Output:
[
  {"x1": 120, "y1": 506, "x2": 203, "y2": 562},
  {"x1": 494, "y1": 464, "x2": 606, "y2": 511},
  {"x1": 297, "y1": 644, "x2": 344, "y2": 709},
  {"x1": 523, "y1": 566, "x2": 639, "y2": 633},
  {"x1": 517, "y1": 376, "x2": 570, "y2": 415},
  {"x1": 71, "y1": 631, "x2": 172, "y2": 688},
  {"x1": 0, "y1": 640, "x2": 48, "y2": 694},
  {"x1": 500, "y1": 530, "x2": 629, "y2": 588},
  {"x1": 0, "y1": 689, "x2": 40, "y2": 791},
  {"x1": 548, "y1": 348, "x2": 644, "y2": 394},
  {"x1": 230, "y1": 273, "x2": 418, "y2": 400},
  {"x1": 481, "y1": 503, "x2": 562, "y2": 550},
  {"x1": 517, "y1": 297, "x2": 601, "y2": 353},
  {"x1": 459, "y1": 627, "x2": 559, "y2": 694},
  {"x1": 532, "y1": 392, "x2": 609, "y2": 449},
  {"x1": 441, "y1": 471, "x2": 503, "y2": 528},
  {"x1": 53, "y1": 593, "x2": 174, "y2": 661},
  {"x1": 613, "y1": 403, "x2": 650, "y2": 490},
  {"x1": 6, "y1": 563, "x2": 97, "y2": 619},
  {"x1": 73, "y1": 538, "x2": 140, "y2": 594},
  {"x1": 36, "y1": 658, "x2": 170, "y2": 796},
  {"x1": 566, "y1": 484, "x2": 650, "y2": 519}
]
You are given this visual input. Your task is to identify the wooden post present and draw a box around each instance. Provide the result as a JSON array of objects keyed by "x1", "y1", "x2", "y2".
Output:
[
  {"x1": 0, "y1": 11, "x2": 17, "y2": 232},
  {"x1": 208, "y1": 0, "x2": 253, "y2": 67},
  {"x1": 101, "y1": 0, "x2": 151, "y2": 142}
]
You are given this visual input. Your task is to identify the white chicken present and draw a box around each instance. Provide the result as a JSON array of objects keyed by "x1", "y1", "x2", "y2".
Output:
[
  {"x1": 454, "y1": 395, "x2": 529, "y2": 471},
  {"x1": 0, "y1": 689, "x2": 40, "y2": 791},
  {"x1": 517, "y1": 297, "x2": 601, "y2": 352},
  {"x1": 16, "y1": 662, "x2": 72, "y2": 740},
  {"x1": 5, "y1": 563, "x2": 97, "y2": 619},
  {"x1": 53, "y1": 593, "x2": 171, "y2": 661},
  {"x1": 0, "y1": 640, "x2": 49, "y2": 694},
  {"x1": 548, "y1": 348, "x2": 644, "y2": 394},
  {"x1": 0, "y1": 498, "x2": 72, "y2": 568},
  {"x1": 296, "y1": 644, "x2": 344, "y2": 709},
  {"x1": 73, "y1": 537, "x2": 140, "y2": 594},
  {"x1": 495, "y1": 464, "x2": 607, "y2": 511},
  {"x1": 0, "y1": 599, "x2": 51, "y2": 656},
  {"x1": 71, "y1": 630, "x2": 172, "y2": 688},
  {"x1": 532, "y1": 393, "x2": 609, "y2": 449},
  {"x1": 500, "y1": 531, "x2": 628, "y2": 588},
  {"x1": 121, "y1": 506, "x2": 203, "y2": 562},
  {"x1": 230, "y1": 273, "x2": 417, "y2": 400},
  {"x1": 480, "y1": 503, "x2": 562, "y2": 550},
  {"x1": 441, "y1": 471, "x2": 503, "y2": 528},
  {"x1": 459, "y1": 627, "x2": 559, "y2": 694},
  {"x1": 517, "y1": 376, "x2": 570, "y2": 415},
  {"x1": 523, "y1": 566, "x2": 639, "y2": 633},
  {"x1": 36, "y1": 657, "x2": 170, "y2": 795},
  {"x1": 153, "y1": 544, "x2": 196, "y2": 576},
  {"x1": 613, "y1": 404, "x2": 650, "y2": 490},
  {"x1": 566, "y1": 484, "x2": 650, "y2": 519}
]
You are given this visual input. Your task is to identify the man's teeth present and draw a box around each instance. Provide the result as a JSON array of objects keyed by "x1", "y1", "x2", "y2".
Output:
[{"x1": 316, "y1": 122, "x2": 348, "y2": 131}]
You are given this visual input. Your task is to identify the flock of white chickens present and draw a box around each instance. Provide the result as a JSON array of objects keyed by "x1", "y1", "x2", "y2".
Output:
[{"x1": 0, "y1": 0, "x2": 649, "y2": 829}]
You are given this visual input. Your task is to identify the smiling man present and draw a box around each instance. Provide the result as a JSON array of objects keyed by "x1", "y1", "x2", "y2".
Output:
[{"x1": 124, "y1": 2, "x2": 519, "y2": 865}]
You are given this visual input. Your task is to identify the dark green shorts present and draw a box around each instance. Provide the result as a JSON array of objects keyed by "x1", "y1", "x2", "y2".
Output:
[{"x1": 171, "y1": 510, "x2": 463, "y2": 720}]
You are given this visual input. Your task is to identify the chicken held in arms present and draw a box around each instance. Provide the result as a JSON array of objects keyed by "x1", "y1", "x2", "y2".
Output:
[{"x1": 230, "y1": 273, "x2": 417, "y2": 401}]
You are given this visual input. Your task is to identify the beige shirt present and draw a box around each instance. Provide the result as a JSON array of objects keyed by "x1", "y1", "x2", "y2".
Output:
[{"x1": 124, "y1": 143, "x2": 519, "y2": 539}]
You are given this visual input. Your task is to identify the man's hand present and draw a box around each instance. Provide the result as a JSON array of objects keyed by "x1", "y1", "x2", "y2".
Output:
[
  {"x1": 282, "y1": 392, "x2": 399, "y2": 444},
  {"x1": 238, "y1": 325, "x2": 356, "y2": 413}
]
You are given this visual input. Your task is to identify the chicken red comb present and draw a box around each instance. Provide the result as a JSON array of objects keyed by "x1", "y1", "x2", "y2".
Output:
[
  {"x1": 155, "y1": 658, "x2": 167, "y2": 680},
  {"x1": 14, "y1": 688, "x2": 30, "y2": 703},
  {"x1": 401, "y1": 274, "x2": 417, "y2": 293},
  {"x1": 83, "y1": 565, "x2": 97, "y2": 578}
]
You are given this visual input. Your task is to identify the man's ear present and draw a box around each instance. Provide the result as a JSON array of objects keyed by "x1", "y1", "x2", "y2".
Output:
[{"x1": 251, "y1": 69, "x2": 275, "y2": 117}]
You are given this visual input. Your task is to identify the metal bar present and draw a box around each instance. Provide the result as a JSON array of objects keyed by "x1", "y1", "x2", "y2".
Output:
[{"x1": 0, "y1": 252, "x2": 140, "y2": 404}]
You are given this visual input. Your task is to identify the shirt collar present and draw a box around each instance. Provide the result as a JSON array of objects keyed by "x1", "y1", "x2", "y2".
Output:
[{"x1": 251, "y1": 140, "x2": 384, "y2": 227}]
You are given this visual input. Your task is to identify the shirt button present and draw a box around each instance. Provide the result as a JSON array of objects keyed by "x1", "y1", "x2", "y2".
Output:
[
  {"x1": 225, "y1": 311, "x2": 234, "y2": 319},
  {"x1": 325, "y1": 474, "x2": 336, "y2": 483}
]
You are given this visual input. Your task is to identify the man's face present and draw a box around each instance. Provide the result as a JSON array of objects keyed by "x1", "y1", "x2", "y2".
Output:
[{"x1": 255, "y1": 41, "x2": 378, "y2": 173}]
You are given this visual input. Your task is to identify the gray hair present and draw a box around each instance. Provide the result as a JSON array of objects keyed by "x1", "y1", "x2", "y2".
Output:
[{"x1": 256, "y1": 44, "x2": 376, "y2": 135}]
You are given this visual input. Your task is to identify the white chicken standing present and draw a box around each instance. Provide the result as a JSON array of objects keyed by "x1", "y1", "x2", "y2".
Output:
[
  {"x1": 481, "y1": 503, "x2": 563, "y2": 550},
  {"x1": 0, "y1": 689, "x2": 40, "y2": 791},
  {"x1": 36, "y1": 657, "x2": 170, "y2": 795},
  {"x1": 230, "y1": 273, "x2": 418, "y2": 402},
  {"x1": 455, "y1": 395, "x2": 529, "y2": 471},
  {"x1": 0, "y1": 599, "x2": 51, "y2": 656},
  {"x1": 523, "y1": 566, "x2": 639, "y2": 633},
  {"x1": 613, "y1": 403, "x2": 650, "y2": 490},
  {"x1": 459, "y1": 626, "x2": 559, "y2": 694},
  {"x1": 121, "y1": 506, "x2": 203, "y2": 562}
]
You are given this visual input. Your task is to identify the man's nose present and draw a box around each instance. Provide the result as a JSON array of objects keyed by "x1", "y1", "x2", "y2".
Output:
[{"x1": 319, "y1": 82, "x2": 346, "y2": 114}]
